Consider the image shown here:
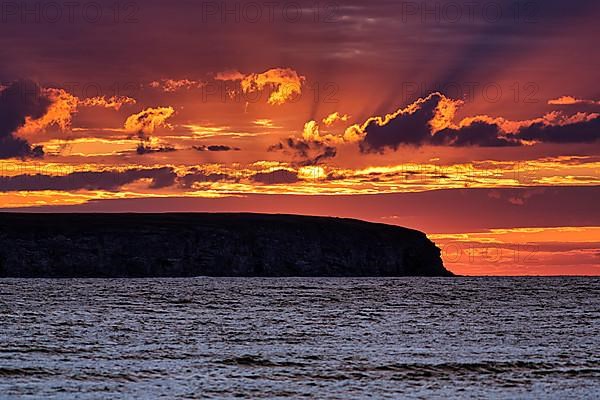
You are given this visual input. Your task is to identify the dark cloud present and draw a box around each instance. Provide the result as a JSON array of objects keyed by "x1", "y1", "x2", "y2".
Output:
[
  {"x1": 360, "y1": 93, "x2": 443, "y2": 153},
  {"x1": 148, "y1": 168, "x2": 178, "y2": 189},
  {"x1": 269, "y1": 138, "x2": 337, "y2": 166},
  {"x1": 178, "y1": 170, "x2": 232, "y2": 188},
  {"x1": 359, "y1": 93, "x2": 518, "y2": 152},
  {"x1": 267, "y1": 142, "x2": 285, "y2": 152},
  {"x1": 359, "y1": 92, "x2": 600, "y2": 152},
  {"x1": 136, "y1": 143, "x2": 177, "y2": 155},
  {"x1": 0, "y1": 136, "x2": 42, "y2": 159},
  {"x1": 285, "y1": 138, "x2": 310, "y2": 157},
  {"x1": 0, "y1": 79, "x2": 50, "y2": 159},
  {"x1": 299, "y1": 146, "x2": 337, "y2": 166},
  {"x1": 0, "y1": 167, "x2": 176, "y2": 192},
  {"x1": 193, "y1": 145, "x2": 240, "y2": 152},
  {"x1": 515, "y1": 116, "x2": 600, "y2": 143},
  {"x1": 252, "y1": 169, "x2": 299, "y2": 185},
  {"x1": 431, "y1": 121, "x2": 520, "y2": 147},
  {"x1": 325, "y1": 171, "x2": 348, "y2": 181}
]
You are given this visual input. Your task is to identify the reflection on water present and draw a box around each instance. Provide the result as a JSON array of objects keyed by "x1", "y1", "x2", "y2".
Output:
[{"x1": 0, "y1": 277, "x2": 599, "y2": 399}]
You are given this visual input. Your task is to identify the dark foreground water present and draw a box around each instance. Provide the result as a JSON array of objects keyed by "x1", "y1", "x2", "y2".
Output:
[{"x1": 0, "y1": 278, "x2": 598, "y2": 399}]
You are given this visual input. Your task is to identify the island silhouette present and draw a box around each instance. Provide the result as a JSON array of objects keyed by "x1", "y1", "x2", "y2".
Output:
[{"x1": 0, "y1": 213, "x2": 453, "y2": 277}]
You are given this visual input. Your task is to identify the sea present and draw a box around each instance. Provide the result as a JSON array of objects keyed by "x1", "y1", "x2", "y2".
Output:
[{"x1": 0, "y1": 277, "x2": 598, "y2": 399}]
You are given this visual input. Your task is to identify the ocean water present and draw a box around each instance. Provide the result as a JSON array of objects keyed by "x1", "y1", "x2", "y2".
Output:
[{"x1": 0, "y1": 278, "x2": 598, "y2": 399}]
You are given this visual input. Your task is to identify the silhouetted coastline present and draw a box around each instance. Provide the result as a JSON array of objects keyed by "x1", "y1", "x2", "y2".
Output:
[{"x1": 0, "y1": 213, "x2": 453, "y2": 278}]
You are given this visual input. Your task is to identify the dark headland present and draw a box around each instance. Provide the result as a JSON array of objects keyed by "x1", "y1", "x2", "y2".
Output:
[{"x1": 0, "y1": 213, "x2": 453, "y2": 278}]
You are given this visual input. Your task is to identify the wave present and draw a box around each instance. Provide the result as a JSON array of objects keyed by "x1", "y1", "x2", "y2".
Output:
[
  {"x1": 220, "y1": 355, "x2": 307, "y2": 368},
  {"x1": 370, "y1": 361, "x2": 600, "y2": 378},
  {"x1": 0, "y1": 367, "x2": 55, "y2": 378},
  {"x1": 217, "y1": 357, "x2": 600, "y2": 380}
]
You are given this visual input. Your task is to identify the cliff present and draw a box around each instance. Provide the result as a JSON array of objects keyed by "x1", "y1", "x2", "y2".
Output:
[{"x1": 0, "y1": 213, "x2": 453, "y2": 277}]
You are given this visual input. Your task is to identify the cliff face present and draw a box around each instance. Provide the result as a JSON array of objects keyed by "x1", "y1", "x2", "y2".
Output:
[{"x1": 0, "y1": 213, "x2": 453, "y2": 277}]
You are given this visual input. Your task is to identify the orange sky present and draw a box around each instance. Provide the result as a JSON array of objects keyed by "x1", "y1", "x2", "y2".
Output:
[{"x1": 0, "y1": 0, "x2": 599, "y2": 275}]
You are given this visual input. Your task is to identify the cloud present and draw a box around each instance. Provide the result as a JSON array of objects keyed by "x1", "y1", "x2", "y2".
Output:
[
  {"x1": 79, "y1": 95, "x2": 137, "y2": 111},
  {"x1": 215, "y1": 68, "x2": 305, "y2": 105},
  {"x1": 193, "y1": 145, "x2": 240, "y2": 152},
  {"x1": 124, "y1": 107, "x2": 175, "y2": 136},
  {"x1": 214, "y1": 70, "x2": 246, "y2": 81},
  {"x1": 178, "y1": 164, "x2": 304, "y2": 187},
  {"x1": 271, "y1": 92, "x2": 600, "y2": 164},
  {"x1": 515, "y1": 115, "x2": 600, "y2": 143},
  {"x1": 148, "y1": 168, "x2": 178, "y2": 189},
  {"x1": 0, "y1": 136, "x2": 42, "y2": 159},
  {"x1": 353, "y1": 93, "x2": 600, "y2": 153},
  {"x1": 322, "y1": 112, "x2": 350, "y2": 126},
  {"x1": 298, "y1": 166, "x2": 327, "y2": 180},
  {"x1": 19, "y1": 89, "x2": 137, "y2": 135},
  {"x1": 136, "y1": 143, "x2": 177, "y2": 155},
  {"x1": 252, "y1": 169, "x2": 299, "y2": 184},
  {"x1": 300, "y1": 118, "x2": 364, "y2": 145},
  {"x1": 487, "y1": 188, "x2": 548, "y2": 206},
  {"x1": 269, "y1": 137, "x2": 337, "y2": 166},
  {"x1": 301, "y1": 146, "x2": 337, "y2": 166},
  {"x1": 0, "y1": 167, "x2": 177, "y2": 192},
  {"x1": 0, "y1": 79, "x2": 51, "y2": 159},
  {"x1": 548, "y1": 96, "x2": 600, "y2": 106},
  {"x1": 356, "y1": 93, "x2": 469, "y2": 152},
  {"x1": 302, "y1": 120, "x2": 323, "y2": 142},
  {"x1": 431, "y1": 121, "x2": 519, "y2": 147},
  {"x1": 267, "y1": 113, "x2": 354, "y2": 166},
  {"x1": 18, "y1": 88, "x2": 78, "y2": 135},
  {"x1": 179, "y1": 170, "x2": 231, "y2": 188},
  {"x1": 123, "y1": 107, "x2": 176, "y2": 155},
  {"x1": 149, "y1": 79, "x2": 204, "y2": 92}
]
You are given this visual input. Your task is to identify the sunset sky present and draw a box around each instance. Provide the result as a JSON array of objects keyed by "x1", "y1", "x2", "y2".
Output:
[{"x1": 0, "y1": 0, "x2": 598, "y2": 275}]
